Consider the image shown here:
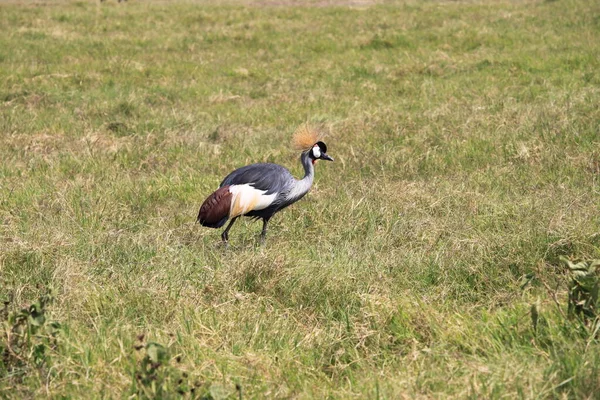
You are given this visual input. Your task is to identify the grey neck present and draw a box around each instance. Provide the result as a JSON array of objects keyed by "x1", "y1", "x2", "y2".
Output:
[{"x1": 286, "y1": 151, "x2": 314, "y2": 202}]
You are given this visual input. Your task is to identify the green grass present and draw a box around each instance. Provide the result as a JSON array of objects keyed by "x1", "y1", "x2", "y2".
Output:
[{"x1": 1, "y1": 0, "x2": 600, "y2": 398}]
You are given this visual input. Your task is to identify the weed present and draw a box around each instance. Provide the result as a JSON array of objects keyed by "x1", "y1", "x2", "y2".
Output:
[
  {"x1": 0, "y1": 289, "x2": 61, "y2": 392},
  {"x1": 563, "y1": 257, "x2": 600, "y2": 334},
  {"x1": 131, "y1": 335, "x2": 193, "y2": 399}
]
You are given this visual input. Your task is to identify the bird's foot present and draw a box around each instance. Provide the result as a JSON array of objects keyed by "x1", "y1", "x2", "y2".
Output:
[{"x1": 258, "y1": 234, "x2": 267, "y2": 247}]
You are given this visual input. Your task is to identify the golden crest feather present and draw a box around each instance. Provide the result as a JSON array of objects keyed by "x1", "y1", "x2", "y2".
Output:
[{"x1": 292, "y1": 124, "x2": 321, "y2": 152}]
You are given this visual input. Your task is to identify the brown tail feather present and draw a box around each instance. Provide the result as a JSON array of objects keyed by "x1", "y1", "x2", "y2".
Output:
[{"x1": 197, "y1": 186, "x2": 232, "y2": 228}]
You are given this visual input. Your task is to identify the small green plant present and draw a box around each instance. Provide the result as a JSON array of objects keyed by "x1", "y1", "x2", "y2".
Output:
[
  {"x1": 534, "y1": 257, "x2": 600, "y2": 338},
  {"x1": 562, "y1": 257, "x2": 600, "y2": 332},
  {"x1": 0, "y1": 290, "x2": 61, "y2": 386},
  {"x1": 132, "y1": 335, "x2": 194, "y2": 399},
  {"x1": 132, "y1": 336, "x2": 239, "y2": 399}
]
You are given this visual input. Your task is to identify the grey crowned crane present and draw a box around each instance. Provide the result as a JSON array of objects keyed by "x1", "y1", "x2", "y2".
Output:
[{"x1": 197, "y1": 125, "x2": 333, "y2": 244}]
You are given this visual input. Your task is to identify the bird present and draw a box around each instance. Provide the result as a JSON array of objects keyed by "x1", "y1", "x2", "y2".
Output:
[{"x1": 197, "y1": 125, "x2": 333, "y2": 244}]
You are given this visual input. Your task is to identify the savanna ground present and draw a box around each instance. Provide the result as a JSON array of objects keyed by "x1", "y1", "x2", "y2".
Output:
[{"x1": 1, "y1": 0, "x2": 600, "y2": 398}]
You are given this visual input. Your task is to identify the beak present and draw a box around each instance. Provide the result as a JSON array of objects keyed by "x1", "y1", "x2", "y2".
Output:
[{"x1": 321, "y1": 153, "x2": 334, "y2": 162}]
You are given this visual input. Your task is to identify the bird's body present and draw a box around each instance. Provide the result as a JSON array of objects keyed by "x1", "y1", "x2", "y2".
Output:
[{"x1": 197, "y1": 126, "x2": 333, "y2": 243}]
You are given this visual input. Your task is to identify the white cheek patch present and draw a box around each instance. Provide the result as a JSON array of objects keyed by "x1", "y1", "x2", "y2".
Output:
[{"x1": 312, "y1": 145, "x2": 321, "y2": 159}]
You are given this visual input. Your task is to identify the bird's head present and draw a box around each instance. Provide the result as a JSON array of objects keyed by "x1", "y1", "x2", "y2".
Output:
[
  {"x1": 292, "y1": 124, "x2": 333, "y2": 164},
  {"x1": 309, "y1": 141, "x2": 334, "y2": 164}
]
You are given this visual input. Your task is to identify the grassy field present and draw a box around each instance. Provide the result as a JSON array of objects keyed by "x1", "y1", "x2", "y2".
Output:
[{"x1": 1, "y1": 0, "x2": 600, "y2": 398}]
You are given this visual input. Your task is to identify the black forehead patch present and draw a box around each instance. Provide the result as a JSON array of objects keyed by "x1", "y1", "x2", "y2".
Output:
[{"x1": 316, "y1": 141, "x2": 327, "y2": 153}]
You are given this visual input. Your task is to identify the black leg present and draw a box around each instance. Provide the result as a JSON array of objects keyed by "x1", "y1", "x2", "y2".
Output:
[
  {"x1": 221, "y1": 217, "x2": 238, "y2": 243},
  {"x1": 260, "y1": 217, "x2": 270, "y2": 244}
]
